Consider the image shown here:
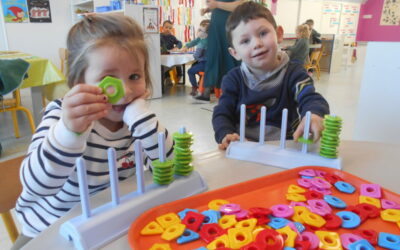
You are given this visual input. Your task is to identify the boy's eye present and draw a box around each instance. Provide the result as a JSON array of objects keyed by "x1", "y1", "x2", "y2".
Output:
[
  {"x1": 129, "y1": 74, "x2": 141, "y2": 80},
  {"x1": 260, "y1": 31, "x2": 267, "y2": 37},
  {"x1": 240, "y1": 39, "x2": 250, "y2": 45}
]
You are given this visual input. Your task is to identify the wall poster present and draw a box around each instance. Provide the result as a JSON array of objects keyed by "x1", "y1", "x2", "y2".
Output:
[
  {"x1": 380, "y1": 0, "x2": 400, "y2": 26},
  {"x1": 27, "y1": 0, "x2": 51, "y2": 23},
  {"x1": 143, "y1": 7, "x2": 158, "y2": 34},
  {"x1": 2, "y1": 0, "x2": 29, "y2": 23}
]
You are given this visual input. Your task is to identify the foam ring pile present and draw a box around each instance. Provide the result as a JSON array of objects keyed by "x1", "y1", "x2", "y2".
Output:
[
  {"x1": 152, "y1": 159, "x2": 174, "y2": 185},
  {"x1": 319, "y1": 115, "x2": 342, "y2": 159},
  {"x1": 173, "y1": 132, "x2": 194, "y2": 176}
]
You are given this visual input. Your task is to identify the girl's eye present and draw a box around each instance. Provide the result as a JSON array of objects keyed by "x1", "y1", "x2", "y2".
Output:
[
  {"x1": 240, "y1": 39, "x2": 250, "y2": 45},
  {"x1": 260, "y1": 31, "x2": 267, "y2": 37},
  {"x1": 129, "y1": 74, "x2": 140, "y2": 80}
]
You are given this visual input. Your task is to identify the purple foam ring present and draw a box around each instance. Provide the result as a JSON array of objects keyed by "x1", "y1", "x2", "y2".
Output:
[
  {"x1": 381, "y1": 199, "x2": 400, "y2": 209},
  {"x1": 297, "y1": 178, "x2": 313, "y2": 188},
  {"x1": 340, "y1": 233, "x2": 363, "y2": 249},
  {"x1": 309, "y1": 186, "x2": 332, "y2": 195},
  {"x1": 310, "y1": 178, "x2": 332, "y2": 189},
  {"x1": 220, "y1": 203, "x2": 241, "y2": 215},
  {"x1": 290, "y1": 201, "x2": 307, "y2": 207},
  {"x1": 360, "y1": 183, "x2": 382, "y2": 198},
  {"x1": 300, "y1": 231, "x2": 320, "y2": 250},
  {"x1": 307, "y1": 199, "x2": 332, "y2": 216},
  {"x1": 233, "y1": 209, "x2": 249, "y2": 220},
  {"x1": 299, "y1": 169, "x2": 316, "y2": 177},
  {"x1": 314, "y1": 170, "x2": 327, "y2": 178},
  {"x1": 271, "y1": 204, "x2": 294, "y2": 218}
]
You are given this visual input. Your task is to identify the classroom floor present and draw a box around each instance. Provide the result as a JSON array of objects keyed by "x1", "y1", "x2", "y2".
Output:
[{"x1": 0, "y1": 45, "x2": 366, "y2": 248}]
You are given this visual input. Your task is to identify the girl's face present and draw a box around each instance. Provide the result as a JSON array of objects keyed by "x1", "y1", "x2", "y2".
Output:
[{"x1": 84, "y1": 45, "x2": 146, "y2": 128}]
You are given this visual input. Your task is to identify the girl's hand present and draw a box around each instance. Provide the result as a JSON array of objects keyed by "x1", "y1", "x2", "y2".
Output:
[
  {"x1": 219, "y1": 133, "x2": 240, "y2": 150},
  {"x1": 62, "y1": 84, "x2": 111, "y2": 134},
  {"x1": 206, "y1": 0, "x2": 218, "y2": 10},
  {"x1": 293, "y1": 114, "x2": 324, "y2": 142}
]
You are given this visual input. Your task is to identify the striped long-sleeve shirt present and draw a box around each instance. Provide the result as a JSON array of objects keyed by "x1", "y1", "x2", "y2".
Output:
[{"x1": 15, "y1": 98, "x2": 173, "y2": 237}]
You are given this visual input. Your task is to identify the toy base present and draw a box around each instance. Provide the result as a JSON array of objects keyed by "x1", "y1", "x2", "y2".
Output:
[
  {"x1": 59, "y1": 170, "x2": 207, "y2": 250},
  {"x1": 226, "y1": 141, "x2": 342, "y2": 170}
]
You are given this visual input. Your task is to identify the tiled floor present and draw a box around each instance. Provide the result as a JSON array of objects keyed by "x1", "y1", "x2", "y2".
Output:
[{"x1": 0, "y1": 45, "x2": 366, "y2": 248}]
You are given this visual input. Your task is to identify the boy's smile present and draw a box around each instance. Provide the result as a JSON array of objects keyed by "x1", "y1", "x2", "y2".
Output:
[{"x1": 229, "y1": 18, "x2": 283, "y2": 75}]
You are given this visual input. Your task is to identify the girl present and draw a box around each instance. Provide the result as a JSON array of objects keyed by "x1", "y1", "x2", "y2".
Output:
[
  {"x1": 12, "y1": 14, "x2": 173, "y2": 247},
  {"x1": 284, "y1": 24, "x2": 311, "y2": 65}
]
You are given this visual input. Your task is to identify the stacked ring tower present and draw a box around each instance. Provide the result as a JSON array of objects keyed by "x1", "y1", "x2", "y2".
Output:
[
  {"x1": 173, "y1": 127, "x2": 194, "y2": 176},
  {"x1": 319, "y1": 115, "x2": 342, "y2": 159},
  {"x1": 152, "y1": 133, "x2": 174, "y2": 185}
]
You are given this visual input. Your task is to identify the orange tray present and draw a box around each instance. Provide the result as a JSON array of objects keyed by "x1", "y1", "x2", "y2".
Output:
[{"x1": 128, "y1": 166, "x2": 400, "y2": 249}]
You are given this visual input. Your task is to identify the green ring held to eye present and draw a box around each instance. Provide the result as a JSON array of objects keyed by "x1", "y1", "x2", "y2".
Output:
[{"x1": 98, "y1": 76, "x2": 125, "y2": 104}]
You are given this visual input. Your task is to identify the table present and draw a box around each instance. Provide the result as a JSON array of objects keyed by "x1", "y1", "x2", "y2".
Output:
[
  {"x1": 160, "y1": 53, "x2": 195, "y2": 92},
  {"x1": 22, "y1": 140, "x2": 400, "y2": 249},
  {"x1": 0, "y1": 51, "x2": 65, "y2": 125}
]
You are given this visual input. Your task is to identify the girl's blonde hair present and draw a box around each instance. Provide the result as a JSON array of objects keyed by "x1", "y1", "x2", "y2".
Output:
[
  {"x1": 296, "y1": 24, "x2": 311, "y2": 39},
  {"x1": 66, "y1": 14, "x2": 152, "y2": 93}
]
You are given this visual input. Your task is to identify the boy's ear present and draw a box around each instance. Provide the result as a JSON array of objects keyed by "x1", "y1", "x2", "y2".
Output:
[
  {"x1": 276, "y1": 25, "x2": 284, "y2": 44},
  {"x1": 228, "y1": 46, "x2": 241, "y2": 61}
]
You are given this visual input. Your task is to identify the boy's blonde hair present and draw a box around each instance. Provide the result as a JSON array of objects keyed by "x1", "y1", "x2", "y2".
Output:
[
  {"x1": 296, "y1": 24, "x2": 310, "y2": 39},
  {"x1": 66, "y1": 14, "x2": 151, "y2": 92}
]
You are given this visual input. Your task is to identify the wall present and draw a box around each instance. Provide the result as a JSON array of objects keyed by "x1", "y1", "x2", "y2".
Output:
[
  {"x1": 0, "y1": 3, "x2": 8, "y2": 50},
  {"x1": 357, "y1": 0, "x2": 400, "y2": 42},
  {"x1": 3, "y1": 0, "x2": 72, "y2": 67}
]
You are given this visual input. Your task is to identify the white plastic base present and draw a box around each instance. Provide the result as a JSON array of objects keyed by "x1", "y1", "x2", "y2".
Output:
[
  {"x1": 226, "y1": 141, "x2": 342, "y2": 170},
  {"x1": 59, "y1": 171, "x2": 207, "y2": 250}
]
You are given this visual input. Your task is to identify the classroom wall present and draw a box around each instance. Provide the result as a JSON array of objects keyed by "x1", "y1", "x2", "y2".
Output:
[
  {"x1": 357, "y1": 0, "x2": 400, "y2": 42},
  {"x1": 3, "y1": 0, "x2": 71, "y2": 67},
  {"x1": 0, "y1": 3, "x2": 8, "y2": 50}
]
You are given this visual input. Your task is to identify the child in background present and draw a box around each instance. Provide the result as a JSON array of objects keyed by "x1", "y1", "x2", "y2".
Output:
[
  {"x1": 12, "y1": 14, "x2": 173, "y2": 248},
  {"x1": 183, "y1": 19, "x2": 210, "y2": 96},
  {"x1": 284, "y1": 24, "x2": 310, "y2": 64},
  {"x1": 160, "y1": 20, "x2": 183, "y2": 53},
  {"x1": 305, "y1": 19, "x2": 322, "y2": 45},
  {"x1": 212, "y1": 2, "x2": 329, "y2": 150}
]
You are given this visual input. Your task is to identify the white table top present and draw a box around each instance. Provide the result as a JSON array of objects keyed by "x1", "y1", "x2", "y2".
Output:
[
  {"x1": 23, "y1": 140, "x2": 400, "y2": 249},
  {"x1": 160, "y1": 53, "x2": 194, "y2": 67}
]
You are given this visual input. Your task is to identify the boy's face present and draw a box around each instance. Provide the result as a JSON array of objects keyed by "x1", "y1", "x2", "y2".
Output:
[
  {"x1": 197, "y1": 26, "x2": 207, "y2": 39},
  {"x1": 163, "y1": 23, "x2": 173, "y2": 35},
  {"x1": 228, "y1": 18, "x2": 283, "y2": 74}
]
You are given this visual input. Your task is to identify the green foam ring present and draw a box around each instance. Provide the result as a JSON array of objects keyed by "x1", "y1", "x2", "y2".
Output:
[
  {"x1": 173, "y1": 130, "x2": 194, "y2": 176},
  {"x1": 98, "y1": 76, "x2": 125, "y2": 104},
  {"x1": 298, "y1": 136, "x2": 314, "y2": 145},
  {"x1": 319, "y1": 114, "x2": 342, "y2": 159}
]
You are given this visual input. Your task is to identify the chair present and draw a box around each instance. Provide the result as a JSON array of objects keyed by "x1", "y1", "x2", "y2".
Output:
[
  {"x1": 0, "y1": 155, "x2": 24, "y2": 243},
  {"x1": 198, "y1": 72, "x2": 222, "y2": 99},
  {"x1": 0, "y1": 59, "x2": 36, "y2": 138},
  {"x1": 305, "y1": 46, "x2": 324, "y2": 80}
]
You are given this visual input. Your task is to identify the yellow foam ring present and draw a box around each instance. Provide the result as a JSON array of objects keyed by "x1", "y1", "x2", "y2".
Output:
[
  {"x1": 208, "y1": 199, "x2": 230, "y2": 211},
  {"x1": 359, "y1": 195, "x2": 381, "y2": 208},
  {"x1": 149, "y1": 243, "x2": 172, "y2": 250},
  {"x1": 161, "y1": 223, "x2": 186, "y2": 241},
  {"x1": 286, "y1": 193, "x2": 307, "y2": 202},
  {"x1": 156, "y1": 213, "x2": 181, "y2": 229},
  {"x1": 235, "y1": 218, "x2": 257, "y2": 231},
  {"x1": 207, "y1": 234, "x2": 230, "y2": 249},
  {"x1": 301, "y1": 211, "x2": 326, "y2": 228},
  {"x1": 287, "y1": 184, "x2": 307, "y2": 194},
  {"x1": 397, "y1": 221, "x2": 400, "y2": 229},
  {"x1": 276, "y1": 226, "x2": 297, "y2": 247},
  {"x1": 140, "y1": 221, "x2": 164, "y2": 235},
  {"x1": 292, "y1": 206, "x2": 310, "y2": 223},
  {"x1": 315, "y1": 231, "x2": 343, "y2": 250},
  {"x1": 381, "y1": 209, "x2": 400, "y2": 222},
  {"x1": 219, "y1": 214, "x2": 237, "y2": 229},
  {"x1": 228, "y1": 228, "x2": 253, "y2": 249}
]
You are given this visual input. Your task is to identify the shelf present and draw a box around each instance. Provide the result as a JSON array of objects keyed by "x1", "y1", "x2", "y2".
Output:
[{"x1": 73, "y1": 0, "x2": 93, "y2": 7}]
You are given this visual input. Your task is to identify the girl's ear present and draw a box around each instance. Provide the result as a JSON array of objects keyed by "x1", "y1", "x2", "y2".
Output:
[
  {"x1": 228, "y1": 47, "x2": 241, "y2": 61},
  {"x1": 276, "y1": 25, "x2": 284, "y2": 44}
]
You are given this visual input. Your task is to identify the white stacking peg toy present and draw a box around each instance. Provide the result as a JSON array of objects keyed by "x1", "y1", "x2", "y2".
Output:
[{"x1": 226, "y1": 105, "x2": 341, "y2": 170}]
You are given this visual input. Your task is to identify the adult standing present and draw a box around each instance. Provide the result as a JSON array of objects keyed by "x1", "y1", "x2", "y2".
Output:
[{"x1": 195, "y1": 0, "x2": 243, "y2": 101}]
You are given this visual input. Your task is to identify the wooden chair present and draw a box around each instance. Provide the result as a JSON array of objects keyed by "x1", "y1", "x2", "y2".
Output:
[
  {"x1": 305, "y1": 46, "x2": 324, "y2": 80},
  {"x1": 0, "y1": 155, "x2": 24, "y2": 243}
]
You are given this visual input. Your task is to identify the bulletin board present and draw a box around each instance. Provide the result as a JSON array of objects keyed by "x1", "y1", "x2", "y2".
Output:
[
  {"x1": 339, "y1": 3, "x2": 360, "y2": 44},
  {"x1": 321, "y1": 2, "x2": 341, "y2": 34}
]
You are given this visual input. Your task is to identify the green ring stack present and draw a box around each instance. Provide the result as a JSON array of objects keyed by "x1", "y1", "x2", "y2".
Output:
[
  {"x1": 173, "y1": 132, "x2": 194, "y2": 176},
  {"x1": 152, "y1": 159, "x2": 174, "y2": 185},
  {"x1": 319, "y1": 114, "x2": 342, "y2": 159}
]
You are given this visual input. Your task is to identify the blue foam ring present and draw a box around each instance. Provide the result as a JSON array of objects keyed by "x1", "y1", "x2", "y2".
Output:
[
  {"x1": 193, "y1": 248, "x2": 208, "y2": 250},
  {"x1": 284, "y1": 248, "x2": 296, "y2": 250},
  {"x1": 294, "y1": 222, "x2": 306, "y2": 233},
  {"x1": 202, "y1": 210, "x2": 221, "y2": 224},
  {"x1": 177, "y1": 229, "x2": 200, "y2": 244},
  {"x1": 378, "y1": 232, "x2": 400, "y2": 250},
  {"x1": 324, "y1": 195, "x2": 347, "y2": 209},
  {"x1": 268, "y1": 216, "x2": 290, "y2": 229},
  {"x1": 348, "y1": 239, "x2": 375, "y2": 250},
  {"x1": 336, "y1": 211, "x2": 361, "y2": 229},
  {"x1": 178, "y1": 208, "x2": 199, "y2": 220},
  {"x1": 334, "y1": 181, "x2": 356, "y2": 194},
  {"x1": 301, "y1": 175, "x2": 314, "y2": 179}
]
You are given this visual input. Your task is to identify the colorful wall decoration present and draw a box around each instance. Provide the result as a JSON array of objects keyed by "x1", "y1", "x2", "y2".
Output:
[
  {"x1": 27, "y1": 0, "x2": 52, "y2": 23},
  {"x1": 2, "y1": 0, "x2": 29, "y2": 23}
]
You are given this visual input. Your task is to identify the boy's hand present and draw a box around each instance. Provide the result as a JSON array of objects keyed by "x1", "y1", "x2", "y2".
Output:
[
  {"x1": 181, "y1": 47, "x2": 188, "y2": 53},
  {"x1": 62, "y1": 84, "x2": 111, "y2": 134},
  {"x1": 219, "y1": 133, "x2": 240, "y2": 150},
  {"x1": 293, "y1": 114, "x2": 324, "y2": 142}
]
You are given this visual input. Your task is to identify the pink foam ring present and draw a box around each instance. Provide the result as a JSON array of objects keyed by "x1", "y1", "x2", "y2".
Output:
[
  {"x1": 219, "y1": 203, "x2": 241, "y2": 215},
  {"x1": 299, "y1": 169, "x2": 316, "y2": 177},
  {"x1": 307, "y1": 199, "x2": 332, "y2": 216},
  {"x1": 310, "y1": 178, "x2": 332, "y2": 189},
  {"x1": 360, "y1": 183, "x2": 381, "y2": 198},
  {"x1": 271, "y1": 204, "x2": 294, "y2": 218},
  {"x1": 233, "y1": 209, "x2": 249, "y2": 220},
  {"x1": 315, "y1": 170, "x2": 327, "y2": 178},
  {"x1": 301, "y1": 231, "x2": 320, "y2": 250},
  {"x1": 309, "y1": 186, "x2": 332, "y2": 195},
  {"x1": 297, "y1": 178, "x2": 312, "y2": 188},
  {"x1": 290, "y1": 201, "x2": 307, "y2": 207},
  {"x1": 381, "y1": 199, "x2": 400, "y2": 209},
  {"x1": 340, "y1": 233, "x2": 363, "y2": 249}
]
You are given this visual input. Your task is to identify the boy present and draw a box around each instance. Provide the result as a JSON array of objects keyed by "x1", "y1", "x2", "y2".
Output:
[
  {"x1": 305, "y1": 19, "x2": 322, "y2": 44},
  {"x1": 160, "y1": 20, "x2": 182, "y2": 52},
  {"x1": 212, "y1": 2, "x2": 329, "y2": 150}
]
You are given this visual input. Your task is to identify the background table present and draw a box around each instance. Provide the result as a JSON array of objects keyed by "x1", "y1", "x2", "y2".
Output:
[
  {"x1": 160, "y1": 53, "x2": 195, "y2": 93},
  {"x1": 22, "y1": 140, "x2": 400, "y2": 249},
  {"x1": 0, "y1": 52, "x2": 65, "y2": 125}
]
